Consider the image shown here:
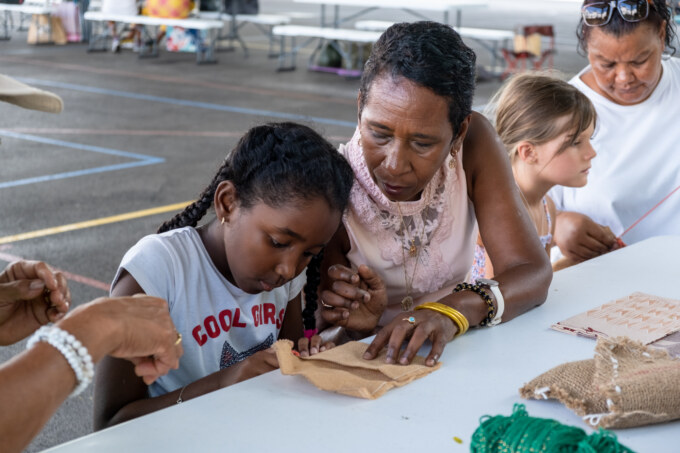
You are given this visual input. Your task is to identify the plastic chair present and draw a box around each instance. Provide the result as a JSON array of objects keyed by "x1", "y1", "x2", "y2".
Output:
[{"x1": 500, "y1": 25, "x2": 555, "y2": 80}]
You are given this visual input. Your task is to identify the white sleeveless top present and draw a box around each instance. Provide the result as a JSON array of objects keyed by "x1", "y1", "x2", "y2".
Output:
[{"x1": 339, "y1": 128, "x2": 478, "y2": 326}]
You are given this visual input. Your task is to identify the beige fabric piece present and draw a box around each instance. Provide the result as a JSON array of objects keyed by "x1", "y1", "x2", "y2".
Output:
[
  {"x1": 273, "y1": 340, "x2": 441, "y2": 400},
  {"x1": 520, "y1": 337, "x2": 680, "y2": 429}
]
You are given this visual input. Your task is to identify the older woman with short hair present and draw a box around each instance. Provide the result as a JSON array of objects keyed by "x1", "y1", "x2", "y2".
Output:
[{"x1": 316, "y1": 22, "x2": 552, "y2": 366}]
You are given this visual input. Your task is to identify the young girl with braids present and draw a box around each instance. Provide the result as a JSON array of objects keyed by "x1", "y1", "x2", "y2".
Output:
[
  {"x1": 93, "y1": 122, "x2": 354, "y2": 429},
  {"x1": 470, "y1": 73, "x2": 598, "y2": 281}
]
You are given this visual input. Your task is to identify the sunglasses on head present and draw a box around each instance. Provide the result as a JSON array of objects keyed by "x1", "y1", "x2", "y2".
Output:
[{"x1": 581, "y1": 0, "x2": 652, "y2": 26}]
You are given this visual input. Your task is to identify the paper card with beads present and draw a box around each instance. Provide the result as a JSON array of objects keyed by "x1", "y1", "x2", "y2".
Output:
[{"x1": 551, "y1": 292, "x2": 680, "y2": 347}]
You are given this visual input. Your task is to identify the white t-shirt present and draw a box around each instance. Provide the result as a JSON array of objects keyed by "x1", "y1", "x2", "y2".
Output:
[
  {"x1": 550, "y1": 57, "x2": 680, "y2": 244},
  {"x1": 112, "y1": 227, "x2": 306, "y2": 397}
]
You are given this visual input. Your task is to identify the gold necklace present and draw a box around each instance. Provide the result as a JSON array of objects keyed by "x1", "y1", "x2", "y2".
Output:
[{"x1": 396, "y1": 202, "x2": 426, "y2": 311}]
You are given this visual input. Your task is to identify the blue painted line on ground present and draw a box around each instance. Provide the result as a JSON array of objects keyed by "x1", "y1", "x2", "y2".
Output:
[
  {"x1": 0, "y1": 131, "x2": 165, "y2": 162},
  {"x1": 0, "y1": 130, "x2": 164, "y2": 189},
  {"x1": 0, "y1": 161, "x2": 161, "y2": 189},
  {"x1": 19, "y1": 78, "x2": 358, "y2": 129}
]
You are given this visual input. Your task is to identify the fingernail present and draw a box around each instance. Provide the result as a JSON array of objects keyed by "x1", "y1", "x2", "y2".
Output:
[
  {"x1": 300, "y1": 351, "x2": 309, "y2": 358},
  {"x1": 351, "y1": 301, "x2": 359, "y2": 310},
  {"x1": 426, "y1": 359, "x2": 434, "y2": 366},
  {"x1": 363, "y1": 352, "x2": 372, "y2": 359},
  {"x1": 320, "y1": 346, "x2": 326, "y2": 352},
  {"x1": 30, "y1": 280, "x2": 45, "y2": 289},
  {"x1": 385, "y1": 349, "x2": 394, "y2": 363},
  {"x1": 310, "y1": 347, "x2": 318, "y2": 355},
  {"x1": 399, "y1": 357, "x2": 408, "y2": 365},
  {"x1": 343, "y1": 311, "x2": 349, "y2": 319}
]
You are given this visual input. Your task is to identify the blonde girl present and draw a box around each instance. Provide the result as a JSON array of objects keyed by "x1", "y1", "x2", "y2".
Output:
[{"x1": 471, "y1": 73, "x2": 597, "y2": 280}]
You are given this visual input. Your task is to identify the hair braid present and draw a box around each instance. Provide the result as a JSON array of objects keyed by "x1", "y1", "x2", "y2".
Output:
[
  {"x1": 154, "y1": 122, "x2": 353, "y2": 338},
  {"x1": 302, "y1": 250, "x2": 323, "y2": 332},
  {"x1": 157, "y1": 161, "x2": 232, "y2": 234}
]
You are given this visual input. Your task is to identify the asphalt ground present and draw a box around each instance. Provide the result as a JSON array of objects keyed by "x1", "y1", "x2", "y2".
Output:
[{"x1": 0, "y1": 1, "x2": 591, "y2": 450}]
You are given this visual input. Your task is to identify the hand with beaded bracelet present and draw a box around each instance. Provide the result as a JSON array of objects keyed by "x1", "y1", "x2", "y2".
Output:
[{"x1": 0, "y1": 295, "x2": 183, "y2": 453}]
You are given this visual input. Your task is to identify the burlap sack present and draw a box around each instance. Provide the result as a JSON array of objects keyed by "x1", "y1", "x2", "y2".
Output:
[
  {"x1": 273, "y1": 340, "x2": 441, "y2": 400},
  {"x1": 520, "y1": 337, "x2": 680, "y2": 429}
]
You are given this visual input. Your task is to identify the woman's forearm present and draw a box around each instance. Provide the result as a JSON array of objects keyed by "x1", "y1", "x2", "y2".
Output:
[{"x1": 0, "y1": 344, "x2": 78, "y2": 453}]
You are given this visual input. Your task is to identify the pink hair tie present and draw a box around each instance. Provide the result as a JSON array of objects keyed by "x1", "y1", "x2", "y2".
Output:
[{"x1": 303, "y1": 329, "x2": 317, "y2": 339}]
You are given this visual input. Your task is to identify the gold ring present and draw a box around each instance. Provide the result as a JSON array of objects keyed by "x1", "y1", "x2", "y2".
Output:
[
  {"x1": 402, "y1": 316, "x2": 416, "y2": 326},
  {"x1": 320, "y1": 300, "x2": 334, "y2": 309},
  {"x1": 174, "y1": 332, "x2": 183, "y2": 346}
]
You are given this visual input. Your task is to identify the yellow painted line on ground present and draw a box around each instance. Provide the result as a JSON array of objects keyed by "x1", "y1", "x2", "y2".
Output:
[{"x1": 0, "y1": 201, "x2": 192, "y2": 245}]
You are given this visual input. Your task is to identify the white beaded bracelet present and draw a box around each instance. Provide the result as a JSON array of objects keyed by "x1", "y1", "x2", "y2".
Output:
[{"x1": 27, "y1": 325, "x2": 95, "y2": 397}]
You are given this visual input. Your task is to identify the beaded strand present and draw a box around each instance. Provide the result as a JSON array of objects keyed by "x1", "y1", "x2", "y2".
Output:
[
  {"x1": 452, "y1": 282, "x2": 497, "y2": 326},
  {"x1": 27, "y1": 325, "x2": 95, "y2": 397}
]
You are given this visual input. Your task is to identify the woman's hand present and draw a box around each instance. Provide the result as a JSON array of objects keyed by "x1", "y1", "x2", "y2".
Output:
[
  {"x1": 554, "y1": 212, "x2": 618, "y2": 262},
  {"x1": 363, "y1": 309, "x2": 456, "y2": 367},
  {"x1": 59, "y1": 295, "x2": 183, "y2": 385},
  {"x1": 296, "y1": 335, "x2": 335, "y2": 357},
  {"x1": 320, "y1": 264, "x2": 387, "y2": 333},
  {"x1": 0, "y1": 260, "x2": 70, "y2": 345}
]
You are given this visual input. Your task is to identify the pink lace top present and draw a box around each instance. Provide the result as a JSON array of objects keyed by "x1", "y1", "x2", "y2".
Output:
[{"x1": 339, "y1": 128, "x2": 478, "y2": 326}]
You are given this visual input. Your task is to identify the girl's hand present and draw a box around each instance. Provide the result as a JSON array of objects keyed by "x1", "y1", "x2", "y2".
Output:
[
  {"x1": 363, "y1": 309, "x2": 456, "y2": 367},
  {"x1": 0, "y1": 260, "x2": 71, "y2": 345},
  {"x1": 320, "y1": 264, "x2": 387, "y2": 333},
  {"x1": 296, "y1": 334, "x2": 335, "y2": 357},
  {"x1": 220, "y1": 349, "x2": 279, "y2": 388},
  {"x1": 554, "y1": 212, "x2": 618, "y2": 262}
]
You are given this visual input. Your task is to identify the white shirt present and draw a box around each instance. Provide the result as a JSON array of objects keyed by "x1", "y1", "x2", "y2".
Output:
[
  {"x1": 550, "y1": 57, "x2": 680, "y2": 244},
  {"x1": 113, "y1": 227, "x2": 306, "y2": 397}
]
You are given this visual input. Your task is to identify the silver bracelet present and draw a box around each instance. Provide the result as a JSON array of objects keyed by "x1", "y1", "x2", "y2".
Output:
[{"x1": 27, "y1": 324, "x2": 95, "y2": 397}]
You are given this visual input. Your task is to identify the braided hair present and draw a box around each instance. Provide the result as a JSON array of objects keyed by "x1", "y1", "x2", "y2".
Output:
[{"x1": 157, "y1": 122, "x2": 354, "y2": 335}]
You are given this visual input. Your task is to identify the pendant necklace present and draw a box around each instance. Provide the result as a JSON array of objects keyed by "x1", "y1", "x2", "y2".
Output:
[{"x1": 396, "y1": 202, "x2": 426, "y2": 311}]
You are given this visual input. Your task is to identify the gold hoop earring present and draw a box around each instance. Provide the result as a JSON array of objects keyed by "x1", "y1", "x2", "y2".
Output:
[{"x1": 449, "y1": 148, "x2": 458, "y2": 170}]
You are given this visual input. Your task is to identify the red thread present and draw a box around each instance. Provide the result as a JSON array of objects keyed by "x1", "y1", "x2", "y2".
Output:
[{"x1": 619, "y1": 183, "x2": 680, "y2": 239}]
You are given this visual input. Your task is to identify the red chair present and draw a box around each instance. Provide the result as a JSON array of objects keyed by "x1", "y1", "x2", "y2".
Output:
[{"x1": 500, "y1": 25, "x2": 555, "y2": 80}]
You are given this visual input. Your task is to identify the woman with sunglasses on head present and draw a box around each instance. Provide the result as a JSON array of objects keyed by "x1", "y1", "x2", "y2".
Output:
[{"x1": 551, "y1": 0, "x2": 679, "y2": 263}]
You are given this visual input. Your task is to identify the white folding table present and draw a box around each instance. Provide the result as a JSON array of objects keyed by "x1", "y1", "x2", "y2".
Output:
[
  {"x1": 43, "y1": 236, "x2": 680, "y2": 452},
  {"x1": 293, "y1": 0, "x2": 488, "y2": 28}
]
